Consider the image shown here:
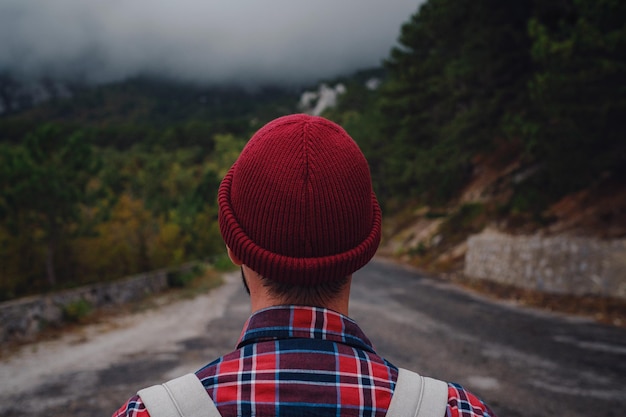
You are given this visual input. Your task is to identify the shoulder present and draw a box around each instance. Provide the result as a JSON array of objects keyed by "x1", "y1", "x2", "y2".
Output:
[{"x1": 447, "y1": 382, "x2": 497, "y2": 417}]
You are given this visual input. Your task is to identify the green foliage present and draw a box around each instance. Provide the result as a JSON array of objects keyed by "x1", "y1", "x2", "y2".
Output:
[
  {"x1": 329, "y1": 0, "x2": 624, "y2": 217},
  {"x1": 167, "y1": 269, "x2": 197, "y2": 288},
  {"x1": 167, "y1": 264, "x2": 206, "y2": 288},
  {"x1": 0, "y1": 125, "x2": 99, "y2": 286},
  {"x1": 0, "y1": 116, "x2": 251, "y2": 299},
  {"x1": 440, "y1": 203, "x2": 486, "y2": 235},
  {"x1": 62, "y1": 298, "x2": 93, "y2": 323},
  {"x1": 0, "y1": 126, "x2": 96, "y2": 228},
  {"x1": 521, "y1": 0, "x2": 626, "y2": 193},
  {"x1": 166, "y1": 263, "x2": 226, "y2": 297},
  {"x1": 211, "y1": 253, "x2": 238, "y2": 272},
  {"x1": 376, "y1": 0, "x2": 534, "y2": 205},
  {"x1": 0, "y1": 77, "x2": 297, "y2": 148},
  {"x1": 408, "y1": 242, "x2": 428, "y2": 257},
  {"x1": 322, "y1": 81, "x2": 388, "y2": 196}
]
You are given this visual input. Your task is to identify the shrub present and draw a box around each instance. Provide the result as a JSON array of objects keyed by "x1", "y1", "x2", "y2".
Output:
[{"x1": 62, "y1": 299, "x2": 93, "y2": 323}]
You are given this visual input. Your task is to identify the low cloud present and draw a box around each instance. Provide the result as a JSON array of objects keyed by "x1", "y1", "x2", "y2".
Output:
[{"x1": 0, "y1": 0, "x2": 422, "y2": 85}]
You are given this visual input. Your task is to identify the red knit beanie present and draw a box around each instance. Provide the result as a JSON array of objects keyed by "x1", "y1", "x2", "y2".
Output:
[{"x1": 218, "y1": 114, "x2": 381, "y2": 286}]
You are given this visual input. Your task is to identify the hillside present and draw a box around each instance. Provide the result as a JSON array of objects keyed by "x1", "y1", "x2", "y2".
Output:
[
  {"x1": 0, "y1": 77, "x2": 305, "y2": 301},
  {"x1": 382, "y1": 141, "x2": 626, "y2": 267},
  {"x1": 319, "y1": 0, "x2": 626, "y2": 278},
  {"x1": 0, "y1": 76, "x2": 298, "y2": 146}
]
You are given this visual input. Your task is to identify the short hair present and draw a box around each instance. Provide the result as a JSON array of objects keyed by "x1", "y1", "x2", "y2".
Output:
[{"x1": 261, "y1": 276, "x2": 350, "y2": 307}]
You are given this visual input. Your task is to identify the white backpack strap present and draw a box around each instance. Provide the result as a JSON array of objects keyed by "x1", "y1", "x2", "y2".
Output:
[
  {"x1": 137, "y1": 373, "x2": 222, "y2": 417},
  {"x1": 385, "y1": 368, "x2": 449, "y2": 417}
]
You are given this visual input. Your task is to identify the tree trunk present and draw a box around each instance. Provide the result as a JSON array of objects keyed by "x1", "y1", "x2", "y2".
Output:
[{"x1": 45, "y1": 241, "x2": 57, "y2": 287}]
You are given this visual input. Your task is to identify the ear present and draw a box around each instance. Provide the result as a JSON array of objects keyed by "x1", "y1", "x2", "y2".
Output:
[{"x1": 226, "y1": 246, "x2": 243, "y2": 266}]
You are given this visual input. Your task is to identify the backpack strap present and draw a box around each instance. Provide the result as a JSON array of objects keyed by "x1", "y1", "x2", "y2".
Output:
[
  {"x1": 385, "y1": 368, "x2": 449, "y2": 417},
  {"x1": 137, "y1": 368, "x2": 447, "y2": 417},
  {"x1": 137, "y1": 373, "x2": 222, "y2": 417}
]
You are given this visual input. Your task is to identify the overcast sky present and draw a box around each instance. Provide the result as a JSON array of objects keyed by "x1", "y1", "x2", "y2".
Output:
[{"x1": 0, "y1": 0, "x2": 424, "y2": 86}]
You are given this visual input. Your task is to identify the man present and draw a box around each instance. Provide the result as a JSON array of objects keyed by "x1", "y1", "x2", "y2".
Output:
[{"x1": 113, "y1": 114, "x2": 496, "y2": 417}]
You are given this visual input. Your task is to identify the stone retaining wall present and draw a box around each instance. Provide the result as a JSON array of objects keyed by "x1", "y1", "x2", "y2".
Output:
[
  {"x1": 0, "y1": 266, "x2": 194, "y2": 344},
  {"x1": 465, "y1": 231, "x2": 626, "y2": 299}
]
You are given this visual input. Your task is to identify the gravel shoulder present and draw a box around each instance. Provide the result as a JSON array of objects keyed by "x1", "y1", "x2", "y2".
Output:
[{"x1": 0, "y1": 271, "x2": 241, "y2": 413}]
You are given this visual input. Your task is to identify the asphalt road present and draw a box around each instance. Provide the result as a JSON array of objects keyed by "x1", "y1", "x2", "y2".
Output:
[{"x1": 1, "y1": 258, "x2": 625, "y2": 416}]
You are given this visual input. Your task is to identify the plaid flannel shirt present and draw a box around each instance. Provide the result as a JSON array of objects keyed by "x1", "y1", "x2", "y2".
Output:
[{"x1": 113, "y1": 306, "x2": 496, "y2": 417}]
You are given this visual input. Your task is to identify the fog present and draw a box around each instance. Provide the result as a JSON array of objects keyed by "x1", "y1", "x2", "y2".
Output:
[{"x1": 0, "y1": 0, "x2": 423, "y2": 85}]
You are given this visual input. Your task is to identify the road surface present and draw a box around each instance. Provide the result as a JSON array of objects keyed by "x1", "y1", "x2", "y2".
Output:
[{"x1": 1, "y1": 258, "x2": 625, "y2": 416}]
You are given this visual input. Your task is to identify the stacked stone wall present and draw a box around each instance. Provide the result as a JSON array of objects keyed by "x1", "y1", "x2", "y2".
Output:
[
  {"x1": 0, "y1": 265, "x2": 195, "y2": 344},
  {"x1": 465, "y1": 231, "x2": 626, "y2": 299}
]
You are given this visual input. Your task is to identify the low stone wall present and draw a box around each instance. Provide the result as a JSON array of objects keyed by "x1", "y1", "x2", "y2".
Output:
[
  {"x1": 465, "y1": 231, "x2": 626, "y2": 299},
  {"x1": 0, "y1": 266, "x2": 193, "y2": 344}
]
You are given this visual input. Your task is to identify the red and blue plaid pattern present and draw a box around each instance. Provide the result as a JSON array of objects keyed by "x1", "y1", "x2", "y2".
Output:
[
  {"x1": 113, "y1": 306, "x2": 496, "y2": 417},
  {"x1": 199, "y1": 307, "x2": 397, "y2": 417}
]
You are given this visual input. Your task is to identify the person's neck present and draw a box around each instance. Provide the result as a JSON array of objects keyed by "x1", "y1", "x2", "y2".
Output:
[
  {"x1": 244, "y1": 266, "x2": 351, "y2": 316},
  {"x1": 250, "y1": 290, "x2": 350, "y2": 317}
]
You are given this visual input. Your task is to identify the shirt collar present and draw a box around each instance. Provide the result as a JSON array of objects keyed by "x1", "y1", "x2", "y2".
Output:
[{"x1": 236, "y1": 305, "x2": 376, "y2": 353}]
